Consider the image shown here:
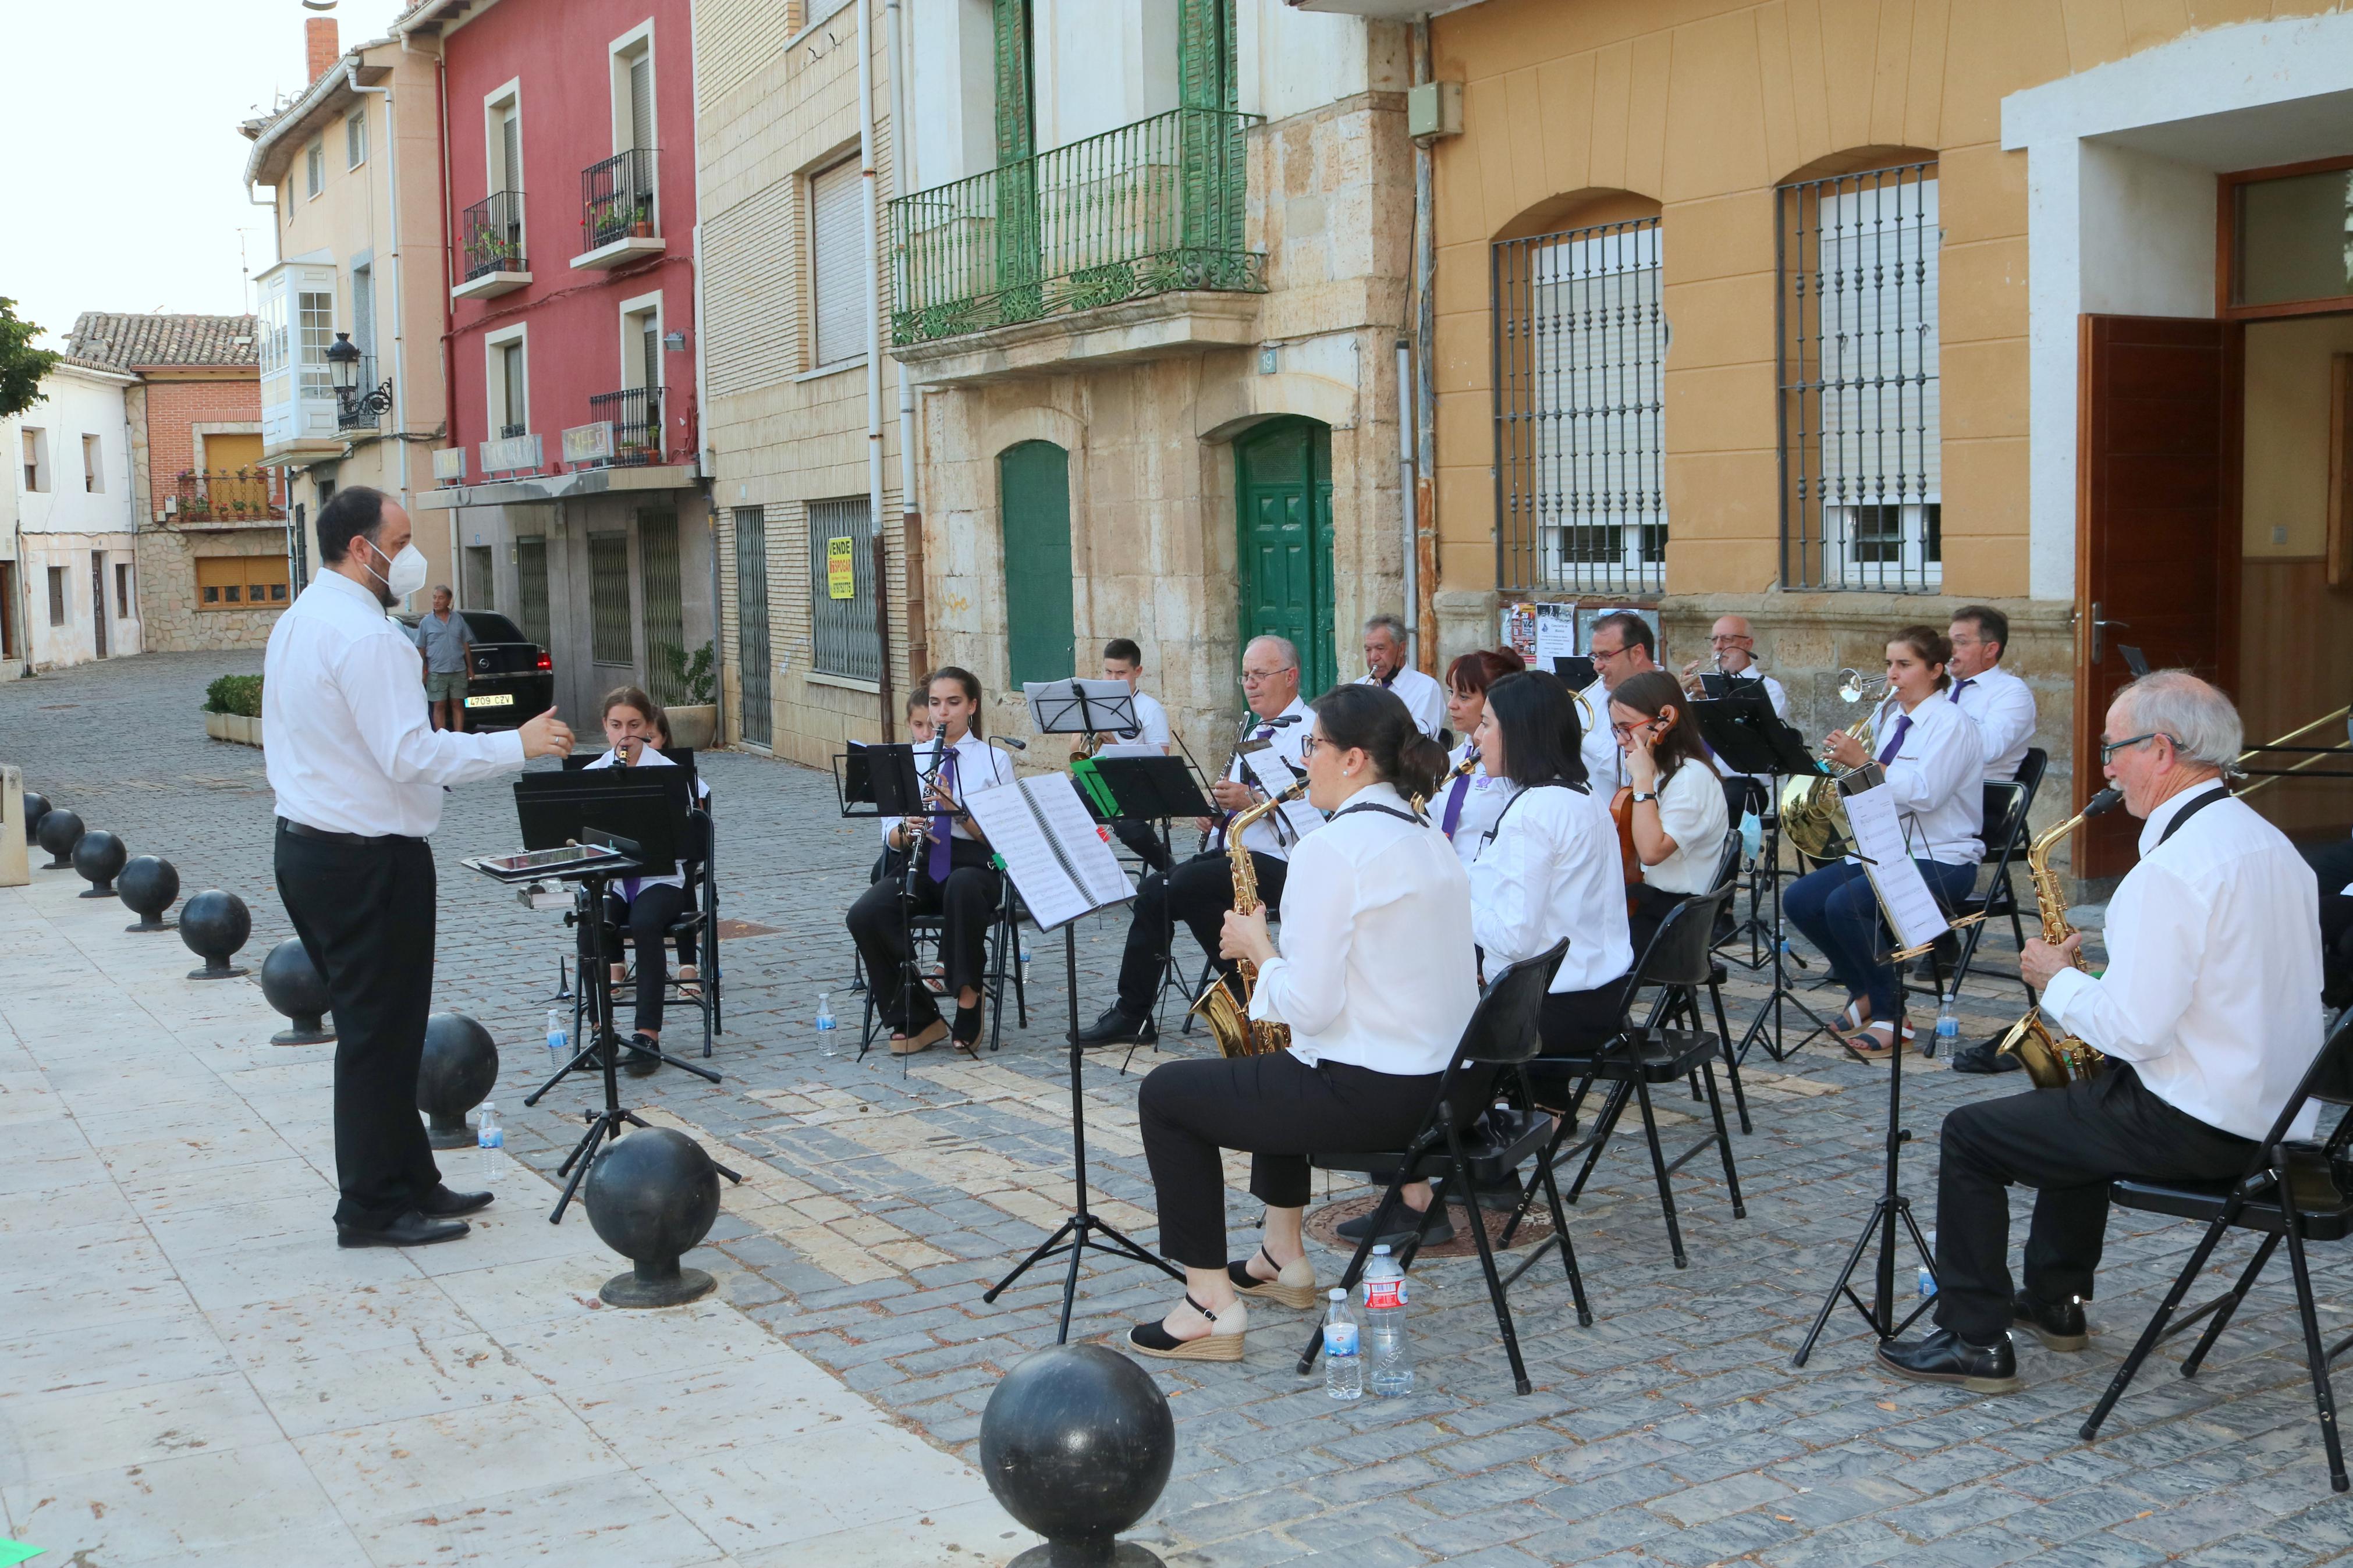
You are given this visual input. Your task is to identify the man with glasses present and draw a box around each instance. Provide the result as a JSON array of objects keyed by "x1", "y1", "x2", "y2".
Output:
[
  {"x1": 1582, "y1": 611, "x2": 1658, "y2": 793},
  {"x1": 1877, "y1": 671, "x2": 2324, "y2": 1394},
  {"x1": 1681, "y1": 613, "x2": 1787, "y2": 822},
  {"x1": 1077, "y1": 636, "x2": 1315, "y2": 1047},
  {"x1": 1946, "y1": 605, "x2": 2036, "y2": 784},
  {"x1": 1356, "y1": 613, "x2": 1447, "y2": 739}
]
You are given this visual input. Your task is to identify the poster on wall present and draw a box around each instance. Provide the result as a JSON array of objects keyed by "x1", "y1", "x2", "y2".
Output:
[
  {"x1": 825, "y1": 536, "x2": 857, "y2": 600},
  {"x1": 1500, "y1": 602, "x2": 1583, "y2": 667}
]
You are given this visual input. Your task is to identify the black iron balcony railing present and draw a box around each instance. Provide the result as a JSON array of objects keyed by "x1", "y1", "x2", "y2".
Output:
[
  {"x1": 462, "y1": 190, "x2": 527, "y2": 279},
  {"x1": 587, "y1": 386, "x2": 664, "y2": 465},
  {"x1": 169, "y1": 468, "x2": 288, "y2": 522},
  {"x1": 888, "y1": 106, "x2": 1264, "y2": 346},
  {"x1": 336, "y1": 354, "x2": 386, "y2": 431},
  {"x1": 581, "y1": 148, "x2": 658, "y2": 253}
]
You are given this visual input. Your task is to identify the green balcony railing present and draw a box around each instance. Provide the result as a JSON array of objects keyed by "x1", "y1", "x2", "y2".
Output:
[{"x1": 890, "y1": 106, "x2": 1265, "y2": 346}]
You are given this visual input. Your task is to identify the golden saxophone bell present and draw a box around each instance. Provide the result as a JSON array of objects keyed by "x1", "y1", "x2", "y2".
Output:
[
  {"x1": 1997, "y1": 786, "x2": 2125, "y2": 1087},
  {"x1": 1187, "y1": 781, "x2": 1306, "y2": 1058}
]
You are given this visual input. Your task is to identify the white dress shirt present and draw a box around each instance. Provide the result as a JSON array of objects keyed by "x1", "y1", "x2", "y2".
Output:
[
  {"x1": 1580, "y1": 683, "x2": 1623, "y2": 794},
  {"x1": 585, "y1": 745, "x2": 709, "y2": 891},
  {"x1": 1439, "y1": 738, "x2": 1518, "y2": 872},
  {"x1": 1360, "y1": 666, "x2": 1448, "y2": 739},
  {"x1": 263, "y1": 570, "x2": 527, "y2": 839},
  {"x1": 1946, "y1": 662, "x2": 2036, "y2": 783},
  {"x1": 1641, "y1": 759, "x2": 1731, "y2": 896},
  {"x1": 1469, "y1": 780, "x2": 1635, "y2": 995},
  {"x1": 1119, "y1": 688, "x2": 1172, "y2": 751},
  {"x1": 2042, "y1": 782, "x2": 2325, "y2": 1142},
  {"x1": 1251, "y1": 781, "x2": 1479, "y2": 1076},
  {"x1": 1219, "y1": 698, "x2": 1314, "y2": 862},
  {"x1": 878, "y1": 730, "x2": 1015, "y2": 848},
  {"x1": 1860, "y1": 689, "x2": 1985, "y2": 866}
]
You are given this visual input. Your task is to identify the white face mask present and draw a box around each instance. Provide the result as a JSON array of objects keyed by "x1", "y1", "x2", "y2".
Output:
[{"x1": 362, "y1": 538, "x2": 430, "y2": 602}]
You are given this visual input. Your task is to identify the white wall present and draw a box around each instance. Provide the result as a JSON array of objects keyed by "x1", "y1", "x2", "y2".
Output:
[
  {"x1": 1236, "y1": 0, "x2": 1393, "y2": 122},
  {"x1": 907, "y1": 0, "x2": 996, "y2": 190},
  {"x1": 2, "y1": 364, "x2": 142, "y2": 667},
  {"x1": 2077, "y1": 141, "x2": 2213, "y2": 319}
]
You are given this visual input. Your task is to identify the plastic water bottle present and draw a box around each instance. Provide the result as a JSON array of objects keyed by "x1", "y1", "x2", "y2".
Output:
[
  {"x1": 1919, "y1": 1228, "x2": 1940, "y2": 1299},
  {"x1": 476, "y1": 1103, "x2": 503, "y2": 1184},
  {"x1": 1019, "y1": 944, "x2": 1033, "y2": 985},
  {"x1": 1323, "y1": 1289, "x2": 1362, "y2": 1399},
  {"x1": 1934, "y1": 991, "x2": 1961, "y2": 1057},
  {"x1": 1362, "y1": 1245, "x2": 1414, "y2": 1398},
  {"x1": 815, "y1": 992, "x2": 839, "y2": 1057},
  {"x1": 545, "y1": 1008, "x2": 567, "y2": 1062}
]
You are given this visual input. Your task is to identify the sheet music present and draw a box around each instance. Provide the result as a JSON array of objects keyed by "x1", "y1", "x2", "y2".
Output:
[
  {"x1": 1242, "y1": 746, "x2": 1323, "y2": 842},
  {"x1": 1023, "y1": 776, "x2": 1133, "y2": 909},
  {"x1": 960, "y1": 774, "x2": 1134, "y2": 931},
  {"x1": 1841, "y1": 783, "x2": 1952, "y2": 952}
]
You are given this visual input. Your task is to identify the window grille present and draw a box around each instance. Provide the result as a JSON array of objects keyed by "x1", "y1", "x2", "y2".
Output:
[
  {"x1": 1492, "y1": 216, "x2": 1666, "y2": 595},
  {"x1": 807, "y1": 497, "x2": 879, "y2": 682},
  {"x1": 588, "y1": 533, "x2": 634, "y2": 664},
  {"x1": 514, "y1": 536, "x2": 551, "y2": 650},
  {"x1": 734, "y1": 507, "x2": 772, "y2": 746},
  {"x1": 1777, "y1": 163, "x2": 1942, "y2": 591},
  {"x1": 639, "y1": 510, "x2": 688, "y2": 706}
]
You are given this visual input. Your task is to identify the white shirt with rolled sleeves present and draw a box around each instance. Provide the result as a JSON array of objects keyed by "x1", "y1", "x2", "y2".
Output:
[
  {"x1": 1947, "y1": 662, "x2": 2036, "y2": 783},
  {"x1": 1358, "y1": 666, "x2": 1448, "y2": 740},
  {"x1": 1220, "y1": 698, "x2": 1312, "y2": 862},
  {"x1": 1248, "y1": 781, "x2": 1478, "y2": 1077},
  {"x1": 1469, "y1": 779, "x2": 1635, "y2": 996},
  {"x1": 2040, "y1": 781, "x2": 2326, "y2": 1142},
  {"x1": 264, "y1": 570, "x2": 527, "y2": 838},
  {"x1": 1860, "y1": 689, "x2": 1986, "y2": 866}
]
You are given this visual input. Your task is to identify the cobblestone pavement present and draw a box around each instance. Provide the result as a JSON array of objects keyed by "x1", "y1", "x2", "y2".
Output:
[{"x1": 13, "y1": 650, "x2": 2353, "y2": 1567}]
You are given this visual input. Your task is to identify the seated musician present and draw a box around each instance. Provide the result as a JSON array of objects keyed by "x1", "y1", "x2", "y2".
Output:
[
  {"x1": 870, "y1": 692, "x2": 935, "y2": 886},
  {"x1": 579, "y1": 687, "x2": 711, "y2": 1076},
  {"x1": 1878, "y1": 671, "x2": 2326, "y2": 1392},
  {"x1": 845, "y1": 667, "x2": 1014, "y2": 1057},
  {"x1": 1077, "y1": 636, "x2": 1312, "y2": 1048},
  {"x1": 1783, "y1": 625, "x2": 1985, "y2": 1058},
  {"x1": 1357, "y1": 613, "x2": 1448, "y2": 739},
  {"x1": 1081, "y1": 637, "x2": 1176, "y2": 875},
  {"x1": 1435, "y1": 648, "x2": 1525, "y2": 869},
  {"x1": 1124, "y1": 686, "x2": 1471, "y2": 1361},
  {"x1": 1680, "y1": 613, "x2": 1786, "y2": 825},
  {"x1": 1609, "y1": 670, "x2": 1729, "y2": 957},
  {"x1": 1582, "y1": 610, "x2": 1661, "y2": 794}
]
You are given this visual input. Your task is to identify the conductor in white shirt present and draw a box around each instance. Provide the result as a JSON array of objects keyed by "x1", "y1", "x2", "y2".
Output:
[
  {"x1": 265, "y1": 488, "x2": 573, "y2": 1249},
  {"x1": 1878, "y1": 671, "x2": 2325, "y2": 1393},
  {"x1": 1357, "y1": 613, "x2": 1449, "y2": 740}
]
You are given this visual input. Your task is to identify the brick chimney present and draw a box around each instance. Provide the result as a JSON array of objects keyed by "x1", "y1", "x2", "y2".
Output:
[{"x1": 306, "y1": 16, "x2": 340, "y2": 84}]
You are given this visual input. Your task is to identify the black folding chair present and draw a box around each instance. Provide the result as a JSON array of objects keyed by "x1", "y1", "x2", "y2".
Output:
[
  {"x1": 2079, "y1": 1015, "x2": 2353, "y2": 1492},
  {"x1": 856, "y1": 869, "x2": 1027, "y2": 1056},
  {"x1": 1514, "y1": 884, "x2": 1748, "y2": 1270},
  {"x1": 1295, "y1": 941, "x2": 1589, "y2": 1396},
  {"x1": 576, "y1": 806, "x2": 722, "y2": 1057},
  {"x1": 1917, "y1": 748, "x2": 2047, "y2": 1012}
]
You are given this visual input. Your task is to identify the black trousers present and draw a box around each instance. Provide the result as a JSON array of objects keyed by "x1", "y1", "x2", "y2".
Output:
[
  {"x1": 1138, "y1": 1051, "x2": 1443, "y2": 1268},
  {"x1": 1112, "y1": 816, "x2": 1174, "y2": 874},
  {"x1": 577, "y1": 882, "x2": 691, "y2": 1035},
  {"x1": 846, "y1": 837, "x2": 1001, "y2": 1030},
  {"x1": 275, "y1": 824, "x2": 440, "y2": 1231},
  {"x1": 1115, "y1": 851, "x2": 1288, "y2": 1018},
  {"x1": 1627, "y1": 883, "x2": 1688, "y2": 963},
  {"x1": 1933, "y1": 1065, "x2": 2255, "y2": 1344}
]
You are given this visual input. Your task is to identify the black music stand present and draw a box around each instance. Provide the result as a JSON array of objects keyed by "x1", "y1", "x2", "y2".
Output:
[
  {"x1": 1692, "y1": 695, "x2": 1839, "y2": 1063},
  {"x1": 836, "y1": 742, "x2": 943, "y2": 1060}
]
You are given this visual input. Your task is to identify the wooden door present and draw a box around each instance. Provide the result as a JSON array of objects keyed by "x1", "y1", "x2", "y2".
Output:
[
  {"x1": 1236, "y1": 418, "x2": 1336, "y2": 699},
  {"x1": 999, "y1": 441, "x2": 1074, "y2": 688},
  {"x1": 2074, "y1": 315, "x2": 2237, "y2": 877}
]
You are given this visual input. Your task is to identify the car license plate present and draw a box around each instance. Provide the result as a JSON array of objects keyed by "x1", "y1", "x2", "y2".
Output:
[{"x1": 464, "y1": 693, "x2": 514, "y2": 709}]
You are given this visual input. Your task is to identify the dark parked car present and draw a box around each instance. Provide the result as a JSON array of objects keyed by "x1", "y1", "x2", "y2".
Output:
[{"x1": 398, "y1": 610, "x2": 553, "y2": 730}]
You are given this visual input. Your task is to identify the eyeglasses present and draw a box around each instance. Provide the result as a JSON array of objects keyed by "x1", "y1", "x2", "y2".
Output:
[
  {"x1": 2100, "y1": 731, "x2": 2173, "y2": 763},
  {"x1": 1239, "y1": 667, "x2": 1296, "y2": 685},
  {"x1": 1610, "y1": 719, "x2": 1665, "y2": 739},
  {"x1": 1300, "y1": 734, "x2": 1327, "y2": 759},
  {"x1": 1708, "y1": 634, "x2": 1751, "y2": 646}
]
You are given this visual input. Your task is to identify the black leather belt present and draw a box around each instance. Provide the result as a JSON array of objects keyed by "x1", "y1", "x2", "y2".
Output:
[{"x1": 278, "y1": 817, "x2": 398, "y2": 846}]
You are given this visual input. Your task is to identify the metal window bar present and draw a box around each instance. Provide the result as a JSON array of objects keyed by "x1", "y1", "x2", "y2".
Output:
[
  {"x1": 588, "y1": 532, "x2": 634, "y2": 665},
  {"x1": 1776, "y1": 163, "x2": 1942, "y2": 591},
  {"x1": 1492, "y1": 216, "x2": 1667, "y2": 595},
  {"x1": 514, "y1": 536, "x2": 551, "y2": 650},
  {"x1": 462, "y1": 190, "x2": 527, "y2": 279},
  {"x1": 734, "y1": 507, "x2": 772, "y2": 746},
  {"x1": 807, "y1": 497, "x2": 879, "y2": 682},
  {"x1": 639, "y1": 510, "x2": 688, "y2": 706},
  {"x1": 336, "y1": 355, "x2": 381, "y2": 432},
  {"x1": 582, "y1": 147, "x2": 658, "y2": 253},
  {"x1": 587, "y1": 386, "x2": 663, "y2": 465},
  {"x1": 888, "y1": 106, "x2": 1264, "y2": 346}
]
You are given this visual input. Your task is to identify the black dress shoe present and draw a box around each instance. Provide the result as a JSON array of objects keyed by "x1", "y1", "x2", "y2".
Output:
[
  {"x1": 337, "y1": 1210, "x2": 471, "y2": 1249},
  {"x1": 420, "y1": 1184, "x2": 494, "y2": 1218},
  {"x1": 2014, "y1": 1290, "x2": 2089, "y2": 1351},
  {"x1": 623, "y1": 1031, "x2": 663, "y2": 1078},
  {"x1": 1949, "y1": 1037, "x2": 2024, "y2": 1075},
  {"x1": 1876, "y1": 1327, "x2": 2020, "y2": 1392},
  {"x1": 1337, "y1": 1202, "x2": 1454, "y2": 1247},
  {"x1": 1075, "y1": 1007, "x2": 1155, "y2": 1047}
]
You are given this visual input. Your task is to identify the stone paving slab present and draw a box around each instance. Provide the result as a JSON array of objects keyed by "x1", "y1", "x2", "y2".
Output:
[{"x1": 7, "y1": 652, "x2": 2353, "y2": 1566}]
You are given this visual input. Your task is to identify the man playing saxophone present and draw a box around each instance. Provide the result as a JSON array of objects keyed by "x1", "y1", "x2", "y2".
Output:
[{"x1": 1878, "y1": 671, "x2": 2326, "y2": 1393}]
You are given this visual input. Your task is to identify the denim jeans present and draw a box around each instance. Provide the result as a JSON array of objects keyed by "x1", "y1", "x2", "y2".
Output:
[{"x1": 1783, "y1": 856, "x2": 1978, "y2": 1019}]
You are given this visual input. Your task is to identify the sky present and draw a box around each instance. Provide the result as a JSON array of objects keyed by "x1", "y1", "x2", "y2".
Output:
[{"x1": 2, "y1": 0, "x2": 414, "y2": 350}]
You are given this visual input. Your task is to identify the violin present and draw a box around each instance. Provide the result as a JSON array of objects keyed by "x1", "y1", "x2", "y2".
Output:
[{"x1": 1608, "y1": 785, "x2": 1644, "y2": 918}]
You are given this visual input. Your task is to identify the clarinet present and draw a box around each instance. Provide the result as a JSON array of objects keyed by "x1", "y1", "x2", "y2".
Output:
[{"x1": 1198, "y1": 709, "x2": 1259, "y2": 855}]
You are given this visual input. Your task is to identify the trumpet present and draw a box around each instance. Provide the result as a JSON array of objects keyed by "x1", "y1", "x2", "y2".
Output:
[
  {"x1": 1836, "y1": 668, "x2": 1891, "y2": 706},
  {"x1": 1677, "y1": 648, "x2": 1730, "y2": 698}
]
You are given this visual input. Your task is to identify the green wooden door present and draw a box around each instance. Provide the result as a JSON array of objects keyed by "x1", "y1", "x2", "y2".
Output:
[
  {"x1": 1000, "y1": 440, "x2": 1074, "y2": 688},
  {"x1": 1236, "y1": 418, "x2": 1336, "y2": 699}
]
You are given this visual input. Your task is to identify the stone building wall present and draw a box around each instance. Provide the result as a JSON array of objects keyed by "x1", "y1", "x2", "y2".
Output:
[{"x1": 136, "y1": 524, "x2": 290, "y2": 652}]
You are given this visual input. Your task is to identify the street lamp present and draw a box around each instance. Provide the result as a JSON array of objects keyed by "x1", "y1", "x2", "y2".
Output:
[
  {"x1": 326, "y1": 331, "x2": 361, "y2": 394},
  {"x1": 325, "y1": 331, "x2": 393, "y2": 430}
]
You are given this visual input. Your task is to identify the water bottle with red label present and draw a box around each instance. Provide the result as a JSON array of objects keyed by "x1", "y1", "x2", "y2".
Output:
[{"x1": 1361, "y1": 1244, "x2": 1414, "y2": 1398}]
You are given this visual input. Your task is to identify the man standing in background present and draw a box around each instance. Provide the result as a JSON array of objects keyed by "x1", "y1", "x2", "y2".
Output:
[{"x1": 414, "y1": 584, "x2": 473, "y2": 733}]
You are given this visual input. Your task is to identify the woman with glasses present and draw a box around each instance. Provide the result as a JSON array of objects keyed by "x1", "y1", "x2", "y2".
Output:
[
  {"x1": 1609, "y1": 670, "x2": 1730, "y2": 958},
  {"x1": 1783, "y1": 625, "x2": 1985, "y2": 1058},
  {"x1": 1435, "y1": 647, "x2": 1527, "y2": 869},
  {"x1": 1124, "y1": 685, "x2": 1470, "y2": 1363}
]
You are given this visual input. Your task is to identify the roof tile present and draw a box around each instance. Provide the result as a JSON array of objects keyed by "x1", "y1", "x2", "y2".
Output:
[{"x1": 65, "y1": 312, "x2": 261, "y2": 371}]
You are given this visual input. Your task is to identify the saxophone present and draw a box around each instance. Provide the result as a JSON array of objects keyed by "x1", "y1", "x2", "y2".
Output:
[
  {"x1": 1997, "y1": 785, "x2": 2125, "y2": 1087},
  {"x1": 1187, "y1": 781, "x2": 1307, "y2": 1058}
]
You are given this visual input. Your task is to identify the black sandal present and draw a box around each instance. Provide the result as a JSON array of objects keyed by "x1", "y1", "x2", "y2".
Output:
[
  {"x1": 1125, "y1": 1294, "x2": 1245, "y2": 1361},
  {"x1": 1227, "y1": 1246, "x2": 1316, "y2": 1309},
  {"x1": 950, "y1": 997, "x2": 985, "y2": 1055}
]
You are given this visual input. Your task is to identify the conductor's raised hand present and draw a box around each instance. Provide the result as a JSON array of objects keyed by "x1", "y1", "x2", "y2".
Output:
[
  {"x1": 519, "y1": 706, "x2": 575, "y2": 760},
  {"x1": 1219, "y1": 905, "x2": 1275, "y2": 968}
]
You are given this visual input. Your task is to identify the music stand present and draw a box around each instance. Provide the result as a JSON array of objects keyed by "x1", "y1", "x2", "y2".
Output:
[
  {"x1": 485, "y1": 771, "x2": 737, "y2": 1223},
  {"x1": 1025, "y1": 678, "x2": 1140, "y2": 743}
]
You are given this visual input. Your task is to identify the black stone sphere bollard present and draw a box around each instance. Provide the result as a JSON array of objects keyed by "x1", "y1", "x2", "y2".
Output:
[
  {"x1": 258, "y1": 937, "x2": 335, "y2": 1045},
  {"x1": 23, "y1": 792, "x2": 49, "y2": 844},
  {"x1": 178, "y1": 890, "x2": 251, "y2": 979},
  {"x1": 36, "y1": 809, "x2": 84, "y2": 870},
  {"x1": 118, "y1": 855, "x2": 181, "y2": 932},
  {"x1": 583, "y1": 1127, "x2": 722, "y2": 1308},
  {"x1": 980, "y1": 1345, "x2": 1176, "y2": 1568},
  {"x1": 417, "y1": 1012, "x2": 499, "y2": 1150},
  {"x1": 72, "y1": 830, "x2": 127, "y2": 898}
]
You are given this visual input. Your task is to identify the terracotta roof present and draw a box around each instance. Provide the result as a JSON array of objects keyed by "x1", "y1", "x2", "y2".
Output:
[{"x1": 65, "y1": 313, "x2": 260, "y2": 371}]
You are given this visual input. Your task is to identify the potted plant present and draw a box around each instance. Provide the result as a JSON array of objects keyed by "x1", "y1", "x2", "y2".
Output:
[
  {"x1": 659, "y1": 642, "x2": 719, "y2": 749},
  {"x1": 631, "y1": 201, "x2": 654, "y2": 239}
]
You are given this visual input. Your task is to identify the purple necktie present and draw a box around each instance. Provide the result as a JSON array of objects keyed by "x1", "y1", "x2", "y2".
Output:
[
  {"x1": 927, "y1": 749, "x2": 957, "y2": 881},
  {"x1": 1440, "y1": 755, "x2": 1477, "y2": 838},
  {"x1": 1877, "y1": 713, "x2": 1912, "y2": 766},
  {"x1": 1950, "y1": 677, "x2": 1973, "y2": 706}
]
